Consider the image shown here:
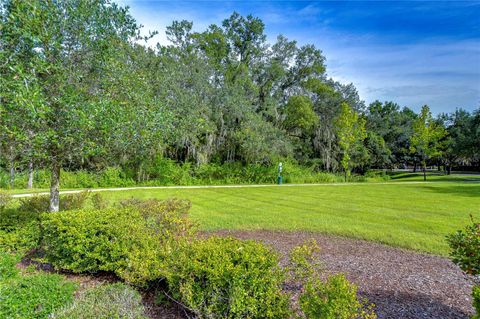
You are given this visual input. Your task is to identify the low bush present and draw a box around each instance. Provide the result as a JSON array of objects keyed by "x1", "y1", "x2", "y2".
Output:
[
  {"x1": 52, "y1": 283, "x2": 147, "y2": 319},
  {"x1": 60, "y1": 191, "x2": 90, "y2": 211},
  {"x1": 0, "y1": 223, "x2": 40, "y2": 252},
  {"x1": 119, "y1": 197, "x2": 194, "y2": 238},
  {"x1": 42, "y1": 198, "x2": 194, "y2": 285},
  {"x1": 18, "y1": 191, "x2": 90, "y2": 213},
  {"x1": 447, "y1": 215, "x2": 480, "y2": 319},
  {"x1": 91, "y1": 193, "x2": 109, "y2": 209},
  {"x1": 290, "y1": 241, "x2": 376, "y2": 319},
  {"x1": 446, "y1": 215, "x2": 480, "y2": 276},
  {"x1": 473, "y1": 285, "x2": 480, "y2": 319},
  {"x1": 299, "y1": 274, "x2": 376, "y2": 319},
  {"x1": 0, "y1": 207, "x2": 40, "y2": 252},
  {"x1": 163, "y1": 236, "x2": 291, "y2": 319},
  {"x1": 0, "y1": 252, "x2": 77, "y2": 319},
  {"x1": 19, "y1": 194, "x2": 50, "y2": 213},
  {"x1": 0, "y1": 191, "x2": 12, "y2": 210}
]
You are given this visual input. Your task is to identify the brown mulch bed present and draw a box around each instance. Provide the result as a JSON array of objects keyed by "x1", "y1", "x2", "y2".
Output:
[{"x1": 212, "y1": 230, "x2": 475, "y2": 319}]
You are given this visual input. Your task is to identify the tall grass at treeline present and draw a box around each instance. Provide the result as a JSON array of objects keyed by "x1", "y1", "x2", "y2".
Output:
[{"x1": 0, "y1": 159, "x2": 390, "y2": 189}]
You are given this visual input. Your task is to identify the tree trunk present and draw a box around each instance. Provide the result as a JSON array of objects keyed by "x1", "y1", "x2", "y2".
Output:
[
  {"x1": 27, "y1": 161, "x2": 34, "y2": 189},
  {"x1": 423, "y1": 164, "x2": 427, "y2": 181},
  {"x1": 9, "y1": 161, "x2": 15, "y2": 188},
  {"x1": 49, "y1": 163, "x2": 61, "y2": 212},
  {"x1": 413, "y1": 160, "x2": 417, "y2": 173},
  {"x1": 447, "y1": 165, "x2": 451, "y2": 175}
]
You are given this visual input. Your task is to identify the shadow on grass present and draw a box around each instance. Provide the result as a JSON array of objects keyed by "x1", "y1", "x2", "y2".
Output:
[
  {"x1": 362, "y1": 289, "x2": 472, "y2": 319},
  {"x1": 389, "y1": 172, "x2": 480, "y2": 183},
  {"x1": 422, "y1": 185, "x2": 480, "y2": 197}
]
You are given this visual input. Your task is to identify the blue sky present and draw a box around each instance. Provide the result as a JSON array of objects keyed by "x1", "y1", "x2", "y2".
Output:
[{"x1": 117, "y1": 0, "x2": 480, "y2": 114}]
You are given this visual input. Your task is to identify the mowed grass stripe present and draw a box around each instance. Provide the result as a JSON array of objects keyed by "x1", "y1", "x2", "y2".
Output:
[{"x1": 98, "y1": 182, "x2": 480, "y2": 255}]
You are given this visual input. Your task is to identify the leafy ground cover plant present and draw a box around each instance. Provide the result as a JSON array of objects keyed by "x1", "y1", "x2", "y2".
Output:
[
  {"x1": 52, "y1": 283, "x2": 147, "y2": 319},
  {"x1": 447, "y1": 215, "x2": 480, "y2": 318},
  {"x1": 0, "y1": 251, "x2": 77, "y2": 319}
]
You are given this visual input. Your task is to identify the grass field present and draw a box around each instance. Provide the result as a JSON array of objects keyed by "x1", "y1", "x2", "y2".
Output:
[
  {"x1": 3, "y1": 173, "x2": 479, "y2": 256},
  {"x1": 97, "y1": 175, "x2": 479, "y2": 256}
]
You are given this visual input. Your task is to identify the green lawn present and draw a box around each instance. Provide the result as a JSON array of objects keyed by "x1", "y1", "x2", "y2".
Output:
[
  {"x1": 3, "y1": 173, "x2": 479, "y2": 256},
  {"x1": 100, "y1": 178, "x2": 479, "y2": 256}
]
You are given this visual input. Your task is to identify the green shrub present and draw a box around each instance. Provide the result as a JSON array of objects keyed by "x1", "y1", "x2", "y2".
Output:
[
  {"x1": 18, "y1": 192, "x2": 90, "y2": 213},
  {"x1": 0, "y1": 207, "x2": 40, "y2": 252},
  {"x1": 299, "y1": 274, "x2": 376, "y2": 319},
  {"x1": 0, "y1": 222, "x2": 40, "y2": 252},
  {"x1": 42, "y1": 208, "x2": 160, "y2": 279},
  {"x1": 0, "y1": 191, "x2": 12, "y2": 210},
  {"x1": 447, "y1": 216, "x2": 480, "y2": 319},
  {"x1": 42, "y1": 199, "x2": 193, "y2": 285},
  {"x1": 60, "y1": 191, "x2": 90, "y2": 211},
  {"x1": 164, "y1": 236, "x2": 291, "y2": 319},
  {"x1": 52, "y1": 283, "x2": 147, "y2": 319},
  {"x1": 0, "y1": 206, "x2": 38, "y2": 231},
  {"x1": 446, "y1": 215, "x2": 480, "y2": 276},
  {"x1": 119, "y1": 197, "x2": 194, "y2": 237},
  {"x1": 91, "y1": 193, "x2": 108, "y2": 209},
  {"x1": 473, "y1": 285, "x2": 480, "y2": 319},
  {"x1": 290, "y1": 241, "x2": 376, "y2": 319},
  {"x1": 19, "y1": 194, "x2": 50, "y2": 213},
  {"x1": 0, "y1": 271, "x2": 77, "y2": 319}
]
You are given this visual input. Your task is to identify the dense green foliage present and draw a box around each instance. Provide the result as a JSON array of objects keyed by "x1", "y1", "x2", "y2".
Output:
[
  {"x1": 0, "y1": 252, "x2": 77, "y2": 319},
  {"x1": 447, "y1": 216, "x2": 480, "y2": 276},
  {"x1": 290, "y1": 241, "x2": 376, "y2": 319},
  {"x1": 52, "y1": 283, "x2": 147, "y2": 319},
  {"x1": 164, "y1": 236, "x2": 291, "y2": 319},
  {"x1": 1, "y1": 162, "x2": 391, "y2": 190},
  {"x1": 0, "y1": 193, "x2": 40, "y2": 252},
  {"x1": 42, "y1": 198, "x2": 193, "y2": 285},
  {"x1": 447, "y1": 216, "x2": 480, "y2": 319},
  {"x1": 473, "y1": 285, "x2": 480, "y2": 319},
  {"x1": 410, "y1": 105, "x2": 447, "y2": 180},
  {"x1": 300, "y1": 274, "x2": 375, "y2": 319}
]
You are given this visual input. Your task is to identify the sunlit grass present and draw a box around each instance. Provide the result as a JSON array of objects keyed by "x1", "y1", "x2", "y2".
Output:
[{"x1": 100, "y1": 179, "x2": 479, "y2": 256}]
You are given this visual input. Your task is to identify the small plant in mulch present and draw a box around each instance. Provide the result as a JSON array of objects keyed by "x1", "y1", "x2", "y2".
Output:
[
  {"x1": 289, "y1": 240, "x2": 377, "y2": 319},
  {"x1": 447, "y1": 214, "x2": 480, "y2": 318}
]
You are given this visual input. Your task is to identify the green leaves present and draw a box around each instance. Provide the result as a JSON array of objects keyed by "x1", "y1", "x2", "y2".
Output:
[
  {"x1": 446, "y1": 215, "x2": 480, "y2": 276},
  {"x1": 335, "y1": 102, "x2": 367, "y2": 179}
]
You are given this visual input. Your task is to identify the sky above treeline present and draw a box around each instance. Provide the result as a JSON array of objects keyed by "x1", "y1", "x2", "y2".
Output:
[{"x1": 118, "y1": 0, "x2": 480, "y2": 114}]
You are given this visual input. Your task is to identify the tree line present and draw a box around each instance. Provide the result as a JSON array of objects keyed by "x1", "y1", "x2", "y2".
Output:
[{"x1": 1, "y1": 0, "x2": 479, "y2": 210}]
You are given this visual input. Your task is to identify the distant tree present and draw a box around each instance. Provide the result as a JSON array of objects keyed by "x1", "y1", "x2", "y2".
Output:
[
  {"x1": 335, "y1": 103, "x2": 366, "y2": 181},
  {"x1": 284, "y1": 96, "x2": 318, "y2": 134},
  {"x1": 410, "y1": 105, "x2": 446, "y2": 181},
  {"x1": 364, "y1": 131, "x2": 391, "y2": 169},
  {"x1": 439, "y1": 109, "x2": 474, "y2": 174}
]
